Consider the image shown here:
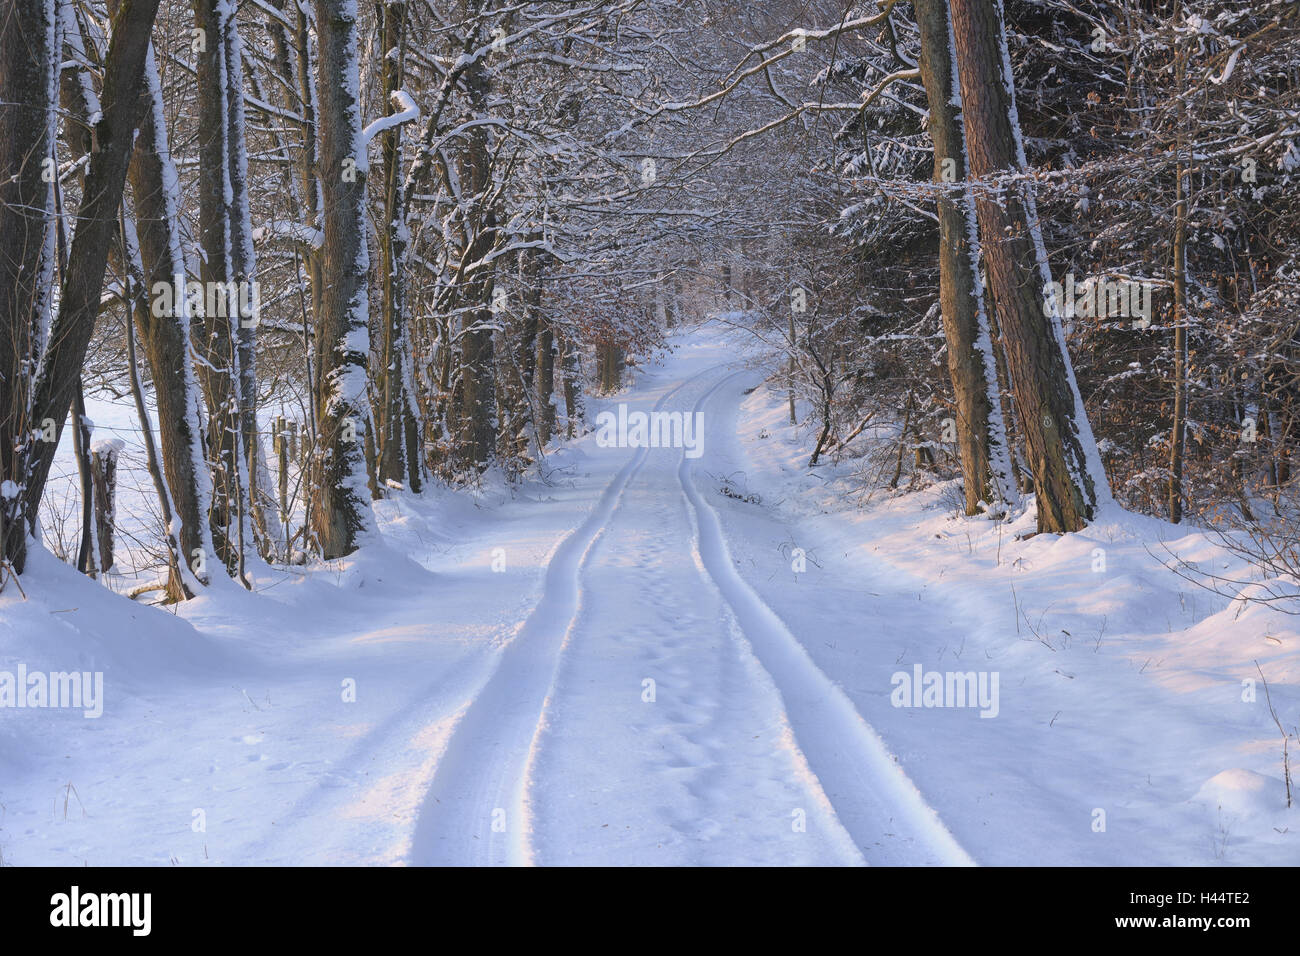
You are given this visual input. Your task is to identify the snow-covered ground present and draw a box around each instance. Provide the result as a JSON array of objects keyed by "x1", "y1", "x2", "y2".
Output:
[{"x1": 2, "y1": 323, "x2": 1297, "y2": 866}]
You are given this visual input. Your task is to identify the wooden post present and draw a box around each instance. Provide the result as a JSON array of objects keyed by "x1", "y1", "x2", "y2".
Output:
[
  {"x1": 274, "y1": 416, "x2": 290, "y2": 527},
  {"x1": 89, "y1": 439, "x2": 123, "y2": 574},
  {"x1": 787, "y1": 308, "x2": 797, "y2": 425},
  {"x1": 560, "y1": 335, "x2": 579, "y2": 438},
  {"x1": 72, "y1": 382, "x2": 97, "y2": 576}
]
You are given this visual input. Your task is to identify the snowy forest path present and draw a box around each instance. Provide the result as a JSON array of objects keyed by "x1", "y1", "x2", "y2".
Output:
[
  {"x1": 409, "y1": 340, "x2": 971, "y2": 865},
  {"x1": 521, "y1": 362, "x2": 864, "y2": 865},
  {"x1": 406, "y1": 364, "x2": 717, "y2": 865},
  {"x1": 673, "y1": 368, "x2": 974, "y2": 865}
]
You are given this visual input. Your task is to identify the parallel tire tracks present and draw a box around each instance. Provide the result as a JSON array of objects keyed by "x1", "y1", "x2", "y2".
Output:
[
  {"x1": 676, "y1": 370, "x2": 976, "y2": 866},
  {"x1": 408, "y1": 368, "x2": 717, "y2": 866}
]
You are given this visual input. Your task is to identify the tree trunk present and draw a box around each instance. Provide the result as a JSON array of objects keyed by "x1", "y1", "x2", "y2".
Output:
[
  {"x1": 949, "y1": 0, "x2": 1108, "y2": 533},
  {"x1": 535, "y1": 319, "x2": 556, "y2": 447},
  {"x1": 19, "y1": 0, "x2": 163, "y2": 568},
  {"x1": 275, "y1": 416, "x2": 290, "y2": 526},
  {"x1": 0, "y1": 0, "x2": 58, "y2": 574},
  {"x1": 126, "y1": 41, "x2": 215, "y2": 598},
  {"x1": 518, "y1": 242, "x2": 545, "y2": 455},
  {"x1": 914, "y1": 0, "x2": 1017, "y2": 516},
  {"x1": 787, "y1": 309, "x2": 797, "y2": 425},
  {"x1": 560, "y1": 334, "x2": 580, "y2": 438},
  {"x1": 455, "y1": 57, "x2": 498, "y2": 472},
  {"x1": 119, "y1": 230, "x2": 194, "y2": 601},
  {"x1": 1169, "y1": 172, "x2": 1188, "y2": 523},
  {"x1": 1168, "y1": 55, "x2": 1189, "y2": 524},
  {"x1": 375, "y1": 0, "x2": 417, "y2": 490},
  {"x1": 193, "y1": 0, "x2": 248, "y2": 575},
  {"x1": 220, "y1": 6, "x2": 276, "y2": 560},
  {"x1": 72, "y1": 381, "x2": 97, "y2": 575},
  {"x1": 310, "y1": 0, "x2": 374, "y2": 557},
  {"x1": 495, "y1": 251, "x2": 539, "y2": 464}
]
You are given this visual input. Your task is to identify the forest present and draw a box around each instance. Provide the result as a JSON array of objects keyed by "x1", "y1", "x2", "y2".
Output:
[
  {"x1": 1, "y1": 0, "x2": 1297, "y2": 596},
  {"x1": 1, "y1": 0, "x2": 1299, "y2": 871}
]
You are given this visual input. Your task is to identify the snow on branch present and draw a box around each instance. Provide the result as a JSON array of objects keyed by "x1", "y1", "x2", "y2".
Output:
[
  {"x1": 361, "y1": 89, "x2": 420, "y2": 153},
  {"x1": 252, "y1": 220, "x2": 324, "y2": 249}
]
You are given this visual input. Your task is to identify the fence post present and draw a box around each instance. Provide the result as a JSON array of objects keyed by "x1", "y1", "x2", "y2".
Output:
[
  {"x1": 274, "y1": 416, "x2": 289, "y2": 527},
  {"x1": 89, "y1": 438, "x2": 123, "y2": 574}
]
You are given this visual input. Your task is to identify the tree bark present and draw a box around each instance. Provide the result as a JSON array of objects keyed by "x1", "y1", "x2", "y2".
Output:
[
  {"x1": 455, "y1": 56, "x2": 498, "y2": 472},
  {"x1": 949, "y1": 0, "x2": 1107, "y2": 533},
  {"x1": 72, "y1": 381, "x2": 97, "y2": 575},
  {"x1": 1168, "y1": 55, "x2": 1189, "y2": 524},
  {"x1": 914, "y1": 0, "x2": 1017, "y2": 516},
  {"x1": 19, "y1": 0, "x2": 163, "y2": 568},
  {"x1": 0, "y1": 0, "x2": 58, "y2": 573},
  {"x1": 535, "y1": 319, "x2": 556, "y2": 446},
  {"x1": 90, "y1": 440, "x2": 121, "y2": 573},
  {"x1": 310, "y1": 0, "x2": 374, "y2": 557},
  {"x1": 560, "y1": 333, "x2": 579, "y2": 438},
  {"x1": 375, "y1": 0, "x2": 417, "y2": 490},
  {"x1": 193, "y1": 0, "x2": 247, "y2": 574},
  {"x1": 125, "y1": 41, "x2": 217, "y2": 598},
  {"x1": 221, "y1": 6, "x2": 277, "y2": 559}
]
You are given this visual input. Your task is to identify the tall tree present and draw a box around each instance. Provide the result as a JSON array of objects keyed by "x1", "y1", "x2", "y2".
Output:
[
  {"x1": 1168, "y1": 48, "x2": 1190, "y2": 524},
  {"x1": 17, "y1": 0, "x2": 163, "y2": 570},
  {"x1": 220, "y1": 0, "x2": 280, "y2": 558},
  {"x1": 949, "y1": 0, "x2": 1110, "y2": 533},
  {"x1": 373, "y1": 0, "x2": 422, "y2": 493},
  {"x1": 193, "y1": 0, "x2": 250, "y2": 576},
  {"x1": 126, "y1": 41, "x2": 217, "y2": 598},
  {"x1": 453, "y1": 46, "x2": 499, "y2": 472},
  {"x1": 310, "y1": 0, "x2": 375, "y2": 557},
  {"x1": 0, "y1": 0, "x2": 60, "y2": 575},
  {"x1": 913, "y1": 0, "x2": 1017, "y2": 516}
]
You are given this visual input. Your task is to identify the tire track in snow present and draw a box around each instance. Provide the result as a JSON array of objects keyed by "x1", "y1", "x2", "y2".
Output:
[
  {"x1": 408, "y1": 369, "x2": 715, "y2": 866},
  {"x1": 677, "y1": 369, "x2": 977, "y2": 866},
  {"x1": 521, "y1": 363, "x2": 866, "y2": 865}
]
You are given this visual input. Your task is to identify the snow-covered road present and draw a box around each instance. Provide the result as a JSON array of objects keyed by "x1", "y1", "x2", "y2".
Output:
[
  {"x1": 4, "y1": 324, "x2": 1297, "y2": 867},
  {"x1": 409, "y1": 357, "x2": 969, "y2": 865}
]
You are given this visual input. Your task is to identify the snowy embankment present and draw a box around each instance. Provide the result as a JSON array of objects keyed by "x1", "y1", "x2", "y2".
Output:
[{"x1": 2, "y1": 321, "x2": 1297, "y2": 865}]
